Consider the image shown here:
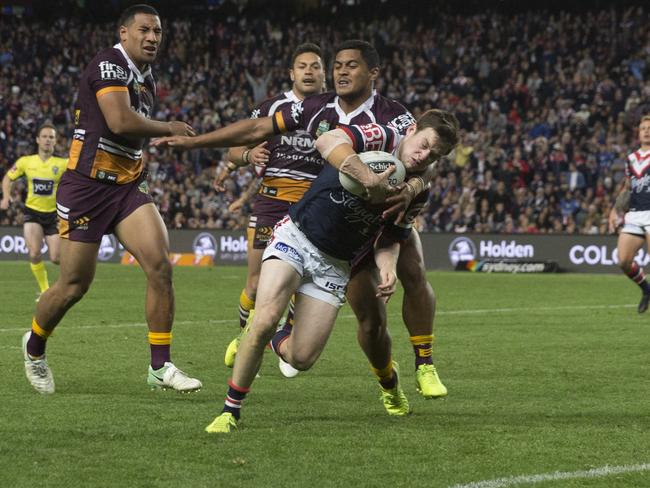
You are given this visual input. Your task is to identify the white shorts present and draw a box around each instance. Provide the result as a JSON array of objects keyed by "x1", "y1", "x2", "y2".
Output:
[
  {"x1": 262, "y1": 216, "x2": 350, "y2": 308},
  {"x1": 622, "y1": 211, "x2": 650, "y2": 236}
]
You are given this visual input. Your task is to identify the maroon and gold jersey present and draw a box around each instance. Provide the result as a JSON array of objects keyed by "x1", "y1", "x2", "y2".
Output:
[
  {"x1": 272, "y1": 90, "x2": 415, "y2": 140},
  {"x1": 252, "y1": 90, "x2": 325, "y2": 203},
  {"x1": 67, "y1": 43, "x2": 155, "y2": 184}
]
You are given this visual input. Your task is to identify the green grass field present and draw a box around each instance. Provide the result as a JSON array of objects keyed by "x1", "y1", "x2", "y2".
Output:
[{"x1": 1, "y1": 261, "x2": 650, "y2": 488}]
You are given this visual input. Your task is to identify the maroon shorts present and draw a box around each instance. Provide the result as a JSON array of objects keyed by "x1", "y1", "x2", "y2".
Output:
[
  {"x1": 249, "y1": 194, "x2": 291, "y2": 249},
  {"x1": 56, "y1": 170, "x2": 153, "y2": 243}
]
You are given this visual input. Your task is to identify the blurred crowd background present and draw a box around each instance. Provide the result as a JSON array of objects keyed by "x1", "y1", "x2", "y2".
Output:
[{"x1": 1, "y1": 0, "x2": 649, "y2": 234}]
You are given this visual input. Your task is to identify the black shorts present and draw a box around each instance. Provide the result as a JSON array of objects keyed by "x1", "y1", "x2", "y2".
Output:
[{"x1": 24, "y1": 207, "x2": 58, "y2": 236}]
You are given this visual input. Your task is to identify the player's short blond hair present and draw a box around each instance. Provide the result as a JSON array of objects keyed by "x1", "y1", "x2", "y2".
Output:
[{"x1": 640, "y1": 115, "x2": 650, "y2": 126}]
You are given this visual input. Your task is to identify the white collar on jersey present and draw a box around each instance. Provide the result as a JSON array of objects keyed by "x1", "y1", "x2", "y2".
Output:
[
  {"x1": 114, "y1": 43, "x2": 152, "y2": 83},
  {"x1": 333, "y1": 89, "x2": 377, "y2": 125},
  {"x1": 286, "y1": 90, "x2": 301, "y2": 103}
]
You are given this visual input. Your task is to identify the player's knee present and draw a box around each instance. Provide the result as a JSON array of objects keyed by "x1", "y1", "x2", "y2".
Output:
[
  {"x1": 618, "y1": 255, "x2": 635, "y2": 272},
  {"x1": 61, "y1": 281, "x2": 90, "y2": 304},
  {"x1": 288, "y1": 352, "x2": 316, "y2": 371},
  {"x1": 29, "y1": 251, "x2": 42, "y2": 263},
  {"x1": 146, "y1": 258, "x2": 173, "y2": 287},
  {"x1": 355, "y1": 312, "x2": 386, "y2": 335}
]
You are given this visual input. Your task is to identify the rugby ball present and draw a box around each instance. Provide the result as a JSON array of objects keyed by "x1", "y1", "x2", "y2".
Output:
[{"x1": 338, "y1": 151, "x2": 406, "y2": 198}]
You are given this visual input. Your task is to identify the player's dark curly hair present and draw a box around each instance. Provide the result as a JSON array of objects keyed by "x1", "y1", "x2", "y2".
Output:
[
  {"x1": 335, "y1": 40, "x2": 380, "y2": 70},
  {"x1": 416, "y1": 109, "x2": 460, "y2": 157},
  {"x1": 291, "y1": 43, "x2": 323, "y2": 68},
  {"x1": 118, "y1": 4, "x2": 159, "y2": 28}
]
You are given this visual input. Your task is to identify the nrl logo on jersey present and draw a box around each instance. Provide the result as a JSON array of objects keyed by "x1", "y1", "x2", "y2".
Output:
[{"x1": 99, "y1": 61, "x2": 128, "y2": 82}]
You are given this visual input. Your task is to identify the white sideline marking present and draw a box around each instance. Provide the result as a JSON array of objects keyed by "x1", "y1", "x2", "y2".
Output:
[
  {"x1": 0, "y1": 303, "x2": 635, "y2": 333},
  {"x1": 449, "y1": 463, "x2": 650, "y2": 488}
]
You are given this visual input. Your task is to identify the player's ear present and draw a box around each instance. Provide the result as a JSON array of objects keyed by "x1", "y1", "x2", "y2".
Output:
[
  {"x1": 289, "y1": 69, "x2": 295, "y2": 82},
  {"x1": 405, "y1": 124, "x2": 417, "y2": 136},
  {"x1": 369, "y1": 66, "x2": 380, "y2": 82},
  {"x1": 119, "y1": 25, "x2": 128, "y2": 43}
]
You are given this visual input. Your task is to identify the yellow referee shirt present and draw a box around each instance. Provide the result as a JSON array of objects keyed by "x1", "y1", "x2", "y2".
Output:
[{"x1": 7, "y1": 154, "x2": 67, "y2": 213}]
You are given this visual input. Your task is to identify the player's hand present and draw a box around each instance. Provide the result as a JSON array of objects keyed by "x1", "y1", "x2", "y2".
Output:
[
  {"x1": 151, "y1": 135, "x2": 195, "y2": 149},
  {"x1": 168, "y1": 121, "x2": 196, "y2": 137},
  {"x1": 366, "y1": 166, "x2": 397, "y2": 204},
  {"x1": 382, "y1": 182, "x2": 416, "y2": 223},
  {"x1": 228, "y1": 198, "x2": 244, "y2": 213},
  {"x1": 249, "y1": 142, "x2": 270, "y2": 166},
  {"x1": 608, "y1": 208, "x2": 622, "y2": 234},
  {"x1": 213, "y1": 167, "x2": 231, "y2": 192},
  {"x1": 376, "y1": 267, "x2": 397, "y2": 303},
  {"x1": 0, "y1": 198, "x2": 9, "y2": 210}
]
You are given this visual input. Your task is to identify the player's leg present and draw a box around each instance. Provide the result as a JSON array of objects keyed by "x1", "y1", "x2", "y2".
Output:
[
  {"x1": 273, "y1": 292, "x2": 339, "y2": 371},
  {"x1": 396, "y1": 230, "x2": 447, "y2": 398},
  {"x1": 114, "y1": 202, "x2": 201, "y2": 392},
  {"x1": 347, "y1": 263, "x2": 410, "y2": 416},
  {"x1": 44, "y1": 234, "x2": 61, "y2": 265},
  {"x1": 224, "y1": 230, "x2": 263, "y2": 367},
  {"x1": 24, "y1": 222, "x2": 49, "y2": 294},
  {"x1": 617, "y1": 231, "x2": 649, "y2": 312},
  {"x1": 207, "y1": 257, "x2": 301, "y2": 433},
  {"x1": 23, "y1": 238, "x2": 99, "y2": 394}
]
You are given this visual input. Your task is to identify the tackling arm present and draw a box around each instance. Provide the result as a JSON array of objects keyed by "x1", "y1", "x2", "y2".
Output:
[
  {"x1": 98, "y1": 91, "x2": 194, "y2": 138},
  {"x1": 315, "y1": 129, "x2": 394, "y2": 203}
]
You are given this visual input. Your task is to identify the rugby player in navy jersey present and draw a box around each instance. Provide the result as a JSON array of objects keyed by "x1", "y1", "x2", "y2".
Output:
[
  {"x1": 20, "y1": 4, "x2": 201, "y2": 394},
  {"x1": 609, "y1": 115, "x2": 650, "y2": 313},
  {"x1": 202, "y1": 109, "x2": 458, "y2": 433},
  {"x1": 155, "y1": 40, "x2": 449, "y2": 400},
  {"x1": 212, "y1": 43, "x2": 326, "y2": 370}
]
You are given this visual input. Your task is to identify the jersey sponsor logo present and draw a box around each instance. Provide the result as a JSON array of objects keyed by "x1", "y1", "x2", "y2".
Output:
[
  {"x1": 98, "y1": 60, "x2": 128, "y2": 81},
  {"x1": 250, "y1": 108, "x2": 261, "y2": 119},
  {"x1": 32, "y1": 178, "x2": 54, "y2": 196},
  {"x1": 448, "y1": 236, "x2": 477, "y2": 265},
  {"x1": 279, "y1": 130, "x2": 316, "y2": 154},
  {"x1": 274, "y1": 241, "x2": 303, "y2": 263},
  {"x1": 387, "y1": 113, "x2": 416, "y2": 133},
  {"x1": 329, "y1": 190, "x2": 383, "y2": 235},
  {"x1": 290, "y1": 101, "x2": 304, "y2": 124}
]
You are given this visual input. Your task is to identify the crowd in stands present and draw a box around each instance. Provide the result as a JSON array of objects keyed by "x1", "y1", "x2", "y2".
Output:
[{"x1": 1, "y1": 3, "x2": 649, "y2": 235}]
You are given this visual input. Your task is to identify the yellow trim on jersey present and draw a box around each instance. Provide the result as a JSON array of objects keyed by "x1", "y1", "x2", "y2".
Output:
[
  {"x1": 259, "y1": 177, "x2": 311, "y2": 203},
  {"x1": 96, "y1": 86, "x2": 129, "y2": 98},
  {"x1": 274, "y1": 112, "x2": 287, "y2": 133},
  {"x1": 8, "y1": 154, "x2": 67, "y2": 213}
]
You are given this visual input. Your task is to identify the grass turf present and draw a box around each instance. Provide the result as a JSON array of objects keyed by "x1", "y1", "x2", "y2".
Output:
[{"x1": 1, "y1": 261, "x2": 649, "y2": 487}]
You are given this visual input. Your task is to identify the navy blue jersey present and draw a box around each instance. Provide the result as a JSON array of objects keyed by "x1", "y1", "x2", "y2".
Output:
[
  {"x1": 289, "y1": 123, "x2": 423, "y2": 261},
  {"x1": 626, "y1": 149, "x2": 650, "y2": 211}
]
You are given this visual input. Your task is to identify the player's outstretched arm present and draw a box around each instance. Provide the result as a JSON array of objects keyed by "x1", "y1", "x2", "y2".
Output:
[
  {"x1": 153, "y1": 117, "x2": 276, "y2": 150},
  {"x1": 98, "y1": 90, "x2": 195, "y2": 138},
  {"x1": 315, "y1": 129, "x2": 395, "y2": 204}
]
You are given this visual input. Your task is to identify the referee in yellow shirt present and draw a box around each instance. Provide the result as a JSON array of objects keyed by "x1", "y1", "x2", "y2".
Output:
[{"x1": 1, "y1": 124, "x2": 67, "y2": 297}]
